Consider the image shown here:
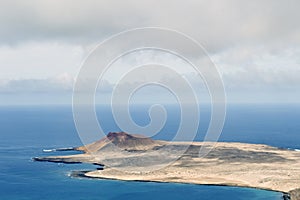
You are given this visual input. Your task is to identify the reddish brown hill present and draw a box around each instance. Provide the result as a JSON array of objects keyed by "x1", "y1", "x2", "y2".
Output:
[{"x1": 76, "y1": 132, "x2": 162, "y2": 152}]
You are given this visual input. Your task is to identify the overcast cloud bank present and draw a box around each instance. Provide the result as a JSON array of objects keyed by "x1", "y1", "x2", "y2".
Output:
[{"x1": 0, "y1": 0, "x2": 299, "y2": 104}]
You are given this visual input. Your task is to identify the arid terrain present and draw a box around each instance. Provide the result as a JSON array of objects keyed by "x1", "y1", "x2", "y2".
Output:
[{"x1": 35, "y1": 132, "x2": 300, "y2": 200}]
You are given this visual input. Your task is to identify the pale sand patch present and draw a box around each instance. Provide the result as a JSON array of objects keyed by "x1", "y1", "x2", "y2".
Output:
[
  {"x1": 83, "y1": 142, "x2": 300, "y2": 193},
  {"x1": 35, "y1": 133, "x2": 300, "y2": 199}
]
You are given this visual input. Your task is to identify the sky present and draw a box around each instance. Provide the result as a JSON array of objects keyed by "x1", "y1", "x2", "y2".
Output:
[{"x1": 0, "y1": 0, "x2": 299, "y2": 105}]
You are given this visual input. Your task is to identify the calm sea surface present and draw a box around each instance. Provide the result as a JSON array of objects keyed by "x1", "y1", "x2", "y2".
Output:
[{"x1": 1, "y1": 104, "x2": 299, "y2": 199}]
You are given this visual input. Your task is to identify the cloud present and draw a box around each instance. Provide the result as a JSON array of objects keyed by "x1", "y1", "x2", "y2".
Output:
[
  {"x1": 0, "y1": 73, "x2": 73, "y2": 93},
  {"x1": 0, "y1": 73, "x2": 116, "y2": 94},
  {"x1": 213, "y1": 46, "x2": 300, "y2": 90},
  {"x1": 0, "y1": 0, "x2": 299, "y2": 51},
  {"x1": 0, "y1": 0, "x2": 299, "y2": 103},
  {"x1": 0, "y1": 42, "x2": 85, "y2": 79}
]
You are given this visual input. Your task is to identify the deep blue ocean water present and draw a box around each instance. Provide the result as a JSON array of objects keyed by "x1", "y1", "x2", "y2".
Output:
[{"x1": 1, "y1": 104, "x2": 299, "y2": 199}]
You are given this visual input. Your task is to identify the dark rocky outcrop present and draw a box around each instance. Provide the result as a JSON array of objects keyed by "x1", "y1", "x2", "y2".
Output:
[
  {"x1": 289, "y1": 188, "x2": 300, "y2": 200},
  {"x1": 33, "y1": 155, "x2": 93, "y2": 164},
  {"x1": 283, "y1": 193, "x2": 291, "y2": 200}
]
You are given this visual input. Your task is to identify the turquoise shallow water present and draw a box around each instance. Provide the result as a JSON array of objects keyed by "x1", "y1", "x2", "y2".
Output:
[{"x1": 1, "y1": 104, "x2": 297, "y2": 199}]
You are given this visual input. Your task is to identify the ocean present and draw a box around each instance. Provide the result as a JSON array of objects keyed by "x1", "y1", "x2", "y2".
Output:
[{"x1": 1, "y1": 104, "x2": 299, "y2": 199}]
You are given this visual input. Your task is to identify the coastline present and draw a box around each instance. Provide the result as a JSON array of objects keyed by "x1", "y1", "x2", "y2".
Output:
[
  {"x1": 71, "y1": 169, "x2": 288, "y2": 199},
  {"x1": 34, "y1": 133, "x2": 300, "y2": 200}
]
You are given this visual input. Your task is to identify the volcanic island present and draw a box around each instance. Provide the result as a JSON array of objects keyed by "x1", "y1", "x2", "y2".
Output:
[{"x1": 34, "y1": 132, "x2": 300, "y2": 200}]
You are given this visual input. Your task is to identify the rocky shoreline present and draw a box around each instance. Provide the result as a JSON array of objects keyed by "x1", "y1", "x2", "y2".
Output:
[{"x1": 34, "y1": 132, "x2": 300, "y2": 200}]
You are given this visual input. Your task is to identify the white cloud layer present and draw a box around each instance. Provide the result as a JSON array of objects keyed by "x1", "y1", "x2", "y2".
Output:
[
  {"x1": 0, "y1": 0, "x2": 299, "y2": 104},
  {"x1": 1, "y1": 0, "x2": 299, "y2": 49}
]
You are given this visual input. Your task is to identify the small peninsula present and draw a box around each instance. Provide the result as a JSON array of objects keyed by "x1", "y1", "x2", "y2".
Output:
[{"x1": 34, "y1": 132, "x2": 300, "y2": 200}]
